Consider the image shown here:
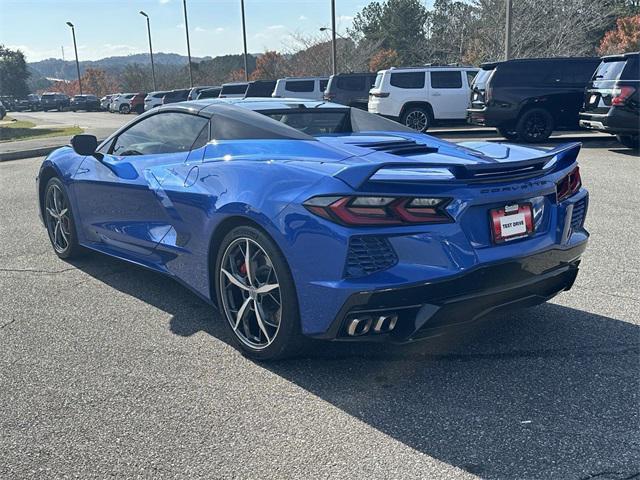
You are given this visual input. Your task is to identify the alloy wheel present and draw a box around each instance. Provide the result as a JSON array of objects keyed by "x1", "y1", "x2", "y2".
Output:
[
  {"x1": 524, "y1": 113, "x2": 548, "y2": 139},
  {"x1": 219, "y1": 237, "x2": 282, "y2": 350},
  {"x1": 45, "y1": 184, "x2": 72, "y2": 254},
  {"x1": 405, "y1": 110, "x2": 428, "y2": 132}
]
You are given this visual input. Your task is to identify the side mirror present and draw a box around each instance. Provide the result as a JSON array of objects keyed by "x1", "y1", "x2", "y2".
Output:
[{"x1": 71, "y1": 134, "x2": 98, "y2": 156}]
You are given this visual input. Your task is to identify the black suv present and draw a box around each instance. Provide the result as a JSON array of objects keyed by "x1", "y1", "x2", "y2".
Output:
[
  {"x1": 41, "y1": 93, "x2": 71, "y2": 111},
  {"x1": 245, "y1": 80, "x2": 276, "y2": 98},
  {"x1": 579, "y1": 52, "x2": 639, "y2": 149},
  {"x1": 70, "y1": 94, "x2": 100, "y2": 111},
  {"x1": 162, "y1": 89, "x2": 190, "y2": 105},
  {"x1": 467, "y1": 57, "x2": 600, "y2": 142},
  {"x1": 324, "y1": 72, "x2": 377, "y2": 109}
]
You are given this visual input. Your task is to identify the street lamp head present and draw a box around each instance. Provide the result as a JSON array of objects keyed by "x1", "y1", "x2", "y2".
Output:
[
  {"x1": 139, "y1": 11, "x2": 148, "y2": 17},
  {"x1": 319, "y1": 27, "x2": 329, "y2": 32},
  {"x1": 66, "y1": 21, "x2": 74, "y2": 28}
]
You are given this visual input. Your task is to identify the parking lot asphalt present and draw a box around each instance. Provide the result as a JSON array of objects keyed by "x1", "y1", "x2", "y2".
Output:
[{"x1": 1, "y1": 139, "x2": 638, "y2": 479}]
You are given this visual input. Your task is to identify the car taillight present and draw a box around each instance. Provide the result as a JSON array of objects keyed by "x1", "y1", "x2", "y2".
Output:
[
  {"x1": 556, "y1": 166, "x2": 581, "y2": 202},
  {"x1": 370, "y1": 92, "x2": 390, "y2": 98},
  {"x1": 611, "y1": 86, "x2": 636, "y2": 106},
  {"x1": 303, "y1": 196, "x2": 452, "y2": 226}
]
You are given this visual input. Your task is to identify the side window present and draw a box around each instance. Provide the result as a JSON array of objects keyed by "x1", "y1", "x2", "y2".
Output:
[
  {"x1": 111, "y1": 112, "x2": 209, "y2": 156},
  {"x1": 390, "y1": 72, "x2": 425, "y2": 89},
  {"x1": 560, "y1": 62, "x2": 599, "y2": 85},
  {"x1": 466, "y1": 71, "x2": 477, "y2": 87},
  {"x1": 319, "y1": 79, "x2": 329, "y2": 91},
  {"x1": 336, "y1": 76, "x2": 365, "y2": 91},
  {"x1": 285, "y1": 80, "x2": 314, "y2": 92},
  {"x1": 430, "y1": 71, "x2": 463, "y2": 89}
]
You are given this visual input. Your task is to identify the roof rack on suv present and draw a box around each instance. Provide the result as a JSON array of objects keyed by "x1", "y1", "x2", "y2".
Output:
[{"x1": 388, "y1": 64, "x2": 474, "y2": 70}]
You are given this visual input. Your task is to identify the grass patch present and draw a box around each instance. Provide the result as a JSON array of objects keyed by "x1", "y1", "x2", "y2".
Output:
[{"x1": 0, "y1": 118, "x2": 82, "y2": 142}]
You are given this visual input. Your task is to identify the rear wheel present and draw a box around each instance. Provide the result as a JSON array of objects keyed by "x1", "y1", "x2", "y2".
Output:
[
  {"x1": 516, "y1": 108, "x2": 554, "y2": 142},
  {"x1": 43, "y1": 178, "x2": 83, "y2": 259},
  {"x1": 401, "y1": 106, "x2": 431, "y2": 132},
  {"x1": 215, "y1": 226, "x2": 305, "y2": 361},
  {"x1": 119, "y1": 104, "x2": 131, "y2": 114},
  {"x1": 497, "y1": 126, "x2": 519, "y2": 141},
  {"x1": 616, "y1": 134, "x2": 640, "y2": 150}
]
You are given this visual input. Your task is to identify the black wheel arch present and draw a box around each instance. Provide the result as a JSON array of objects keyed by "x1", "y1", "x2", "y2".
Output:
[{"x1": 399, "y1": 101, "x2": 434, "y2": 121}]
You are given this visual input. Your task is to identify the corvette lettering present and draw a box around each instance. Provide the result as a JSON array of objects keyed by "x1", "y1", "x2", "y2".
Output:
[{"x1": 480, "y1": 180, "x2": 549, "y2": 194}]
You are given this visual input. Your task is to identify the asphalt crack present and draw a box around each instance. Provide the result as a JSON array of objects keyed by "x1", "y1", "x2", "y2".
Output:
[{"x1": 0, "y1": 267, "x2": 76, "y2": 275}]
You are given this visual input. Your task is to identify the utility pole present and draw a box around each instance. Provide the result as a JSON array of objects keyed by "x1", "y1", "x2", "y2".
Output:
[
  {"x1": 330, "y1": 0, "x2": 337, "y2": 75},
  {"x1": 504, "y1": 0, "x2": 512, "y2": 60},
  {"x1": 140, "y1": 11, "x2": 157, "y2": 91},
  {"x1": 66, "y1": 22, "x2": 82, "y2": 95},
  {"x1": 183, "y1": 0, "x2": 193, "y2": 87},
  {"x1": 240, "y1": 0, "x2": 249, "y2": 81}
]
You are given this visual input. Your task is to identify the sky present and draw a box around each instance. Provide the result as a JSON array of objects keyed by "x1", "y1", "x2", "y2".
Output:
[{"x1": 0, "y1": 0, "x2": 414, "y2": 63}]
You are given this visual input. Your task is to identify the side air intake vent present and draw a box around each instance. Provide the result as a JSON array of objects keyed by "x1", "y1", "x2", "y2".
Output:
[
  {"x1": 345, "y1": 236, "x2": 398, "y2": 277},
  {"x1": 571, "y1": 197, "x2": 587, "y2": 230},
  {"x1": 350, "y1": 139, "x2": 438, "y2": 157}
]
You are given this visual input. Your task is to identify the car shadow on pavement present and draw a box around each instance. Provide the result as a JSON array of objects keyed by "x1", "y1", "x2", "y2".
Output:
[{"x1": 68, "y1": 254, "x2": 640, "y2": 480}]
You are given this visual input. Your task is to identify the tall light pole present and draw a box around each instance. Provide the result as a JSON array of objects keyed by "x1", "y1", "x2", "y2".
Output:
[
  {"x1": 240, "y1": 0, "x2": 249, "y2": 81},
  {"x1": 330, "y1": 0, "x2": 337, "y2": 75},
  {"x1": 504, "y1": 0, "x2": 512, "y2": 60},
  {"x1": 66, "y1": 22, "x2": 82, "y2": 95},
  {"x1": 140, "y1": 11, "x2": 157, "y2": 91},
  {"x1": 182, "y1": 0, "x2": 193, "y2": 87}
]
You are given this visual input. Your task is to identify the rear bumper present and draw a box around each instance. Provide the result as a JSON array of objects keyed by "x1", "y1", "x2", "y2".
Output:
[
  {"x1": 312, "y1": 241, "x2": 586, "y2": 342},
  {"x1": 579, "y1": 109, "x2": 640, "y2": 135}
]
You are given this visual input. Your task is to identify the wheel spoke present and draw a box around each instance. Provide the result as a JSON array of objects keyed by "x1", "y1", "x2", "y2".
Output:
[
  {"x1": 221, "y1": 268, "x2": 250, "y2": 291},
  {"x1": 234, "y1": 297, "x2": 252, "y2": 330},
  {"x1": 253, "y1": 301, "x2": 271, "y2": 343},
  {"x1": 244, "y1": 239, "x2": 253, "y2": 286},
  {"x1": 255, "y1": 283, "x2": 279, "y2": 294},
  {"x1": 46, "y1": 207, "x2": 58, "y2": 219}
]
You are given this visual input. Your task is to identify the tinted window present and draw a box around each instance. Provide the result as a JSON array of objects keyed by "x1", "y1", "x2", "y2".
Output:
[
  {"x1": 152, "y1": 92, "x2": 167, "y2": 98},
  {"x1": 245, "y1": 81, "x2": 276, "y2": 97},
  {"x1": 285, "y1": 80, "x2": 314, "y2": 92},
  {"x1": 336, "y1": 76, "x2": 366, "y2": 91},
  {"x1": 621, "y1": 57, "x2": 639, "y2": 80},
  {"x1": 198, "y1": 88, "x2": 221, "y2": 99},
  {"x1": 493, "y1": 62, "x2": 551, "y2": 86},
  {"x1": 221, "y1": 84, "x2": 248, "y2": 95},
  {"x1": 430, "y1": 71, "x2": 463, "y2": 89},
  {"x1": 390, "y1": 72, "x2": 425, "y2": 89},
  {"x1": 319, "y1": 79, "x2": 329, "y2": 91},
  {"x1": 111, "y1": 112, "x2": 209, "y2": 156},
  {"x1": 560, "y1": 61, "x2": 599, "y2": 84},
  {"x1": 593, "y1": 60, "x2": 626, "y2": 81},
  {"x1": 466, "y1": 71, "x2": 477, "y2": 86}
]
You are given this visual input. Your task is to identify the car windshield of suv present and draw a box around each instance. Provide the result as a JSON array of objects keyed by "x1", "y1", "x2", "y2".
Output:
[{"x1": 593, "y1": 61, "x2": 626, "y2": 81}]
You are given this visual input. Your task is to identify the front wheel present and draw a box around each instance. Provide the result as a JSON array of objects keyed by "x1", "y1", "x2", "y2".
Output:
[
  {"x1": 43, "y1": 178, "x2": 83, "y2": 259},
  {"x1": 616, "y1": 134, "x2": 640, "y2": 150},
  {"x1": 215, "y1": 226, "x2": 304, "y2": 361},
  {"x1": 515, "y1": 108, "x2": 554, "y2": 143},
  {"x1": 119, "y1": 104, "x2": 131, "y2": 114},
  {"x1": 401, "y1": 106, "x2": 431, "y2": 132}
]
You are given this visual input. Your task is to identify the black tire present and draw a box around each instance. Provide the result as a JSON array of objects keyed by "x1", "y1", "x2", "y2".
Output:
[
  {"x1": 401, "y1": 106, "x2": 432, "y2": 132},
  {"x1": 616, "y1": 134, "x2": 640, "y2": 150},
  {"x1": 119, "y1": 104, "x2": 131, "y2": 114},
  {"x1": 214, "y1": 225, "x2": 305, "y2": 361},
  {"x1": 497, "y1": 126, "x2": 519, "y2": 141},
  {"x1": 515, "y1": 108, "x2": 554, "y2": 143},
  {"x1": 43, "y1": 177, "x2": 83, "y2": 259}
]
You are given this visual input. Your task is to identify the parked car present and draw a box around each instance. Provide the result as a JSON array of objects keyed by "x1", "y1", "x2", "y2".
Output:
[
  {"x1": 272, "y1": 77, "x2": 328, "y2": 100},
  {"x1": 369, "y1": 66, "x2": 479, "y2": 132},
  {"x1": 244, "y1": 80, "x2": 276, "y2": 98},
  {"x1": 162, "y1": 89, "x2": 190, "y2": 105},
  {"x1": 219, "y1": 82, "x2": 249, "y2": 98},
  {"x1": 579, "y1": 52, "x2": 639, "y2": 150},
  {"x1": 467, "y1": 57, "x2": 601, "y2": 142},
  {"x1": 188, "y1": 86, "x2": 218, "y2": 101},
  {"x1": 40, "y1": 93, "x2": 70, "y2": 112},
  {"x1": 144, "y1": 91, "x2": 168, "y2": 111},
  {"x1": 324, "y1": 72, "x2": 377, "y2": 109},
  {"x1": 0, "y1": 100, "x2": 5, "y2": 120},
  {"x1": 70, "y1": 94, "x2": 100, "y2": 111},
  {"x1": 196, "y1": 87, "x2": 222, "y2": 100},
  {"x1": 100, "y1": 95, "x2": 115, "y2": 111},
  {"x1": 128, "y1": 92, "x2": 147, "y2": 114},
  {"x1": 110, "y1": 93, "x2": 136, "y2": 113},
  {"x1": 27, "y1": 94, "x2": 41, "y2": 111},
  {"x1": 38, "y1": 98, "x2": 590, "y2": 360}
]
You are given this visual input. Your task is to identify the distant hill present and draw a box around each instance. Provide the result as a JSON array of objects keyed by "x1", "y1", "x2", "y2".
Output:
[{"x1": 28, "y1": 52, "x2": 212, "y2": 81}]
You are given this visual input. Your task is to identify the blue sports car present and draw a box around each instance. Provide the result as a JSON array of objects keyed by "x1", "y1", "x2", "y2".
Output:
[{"x1": 37, "y1": 98, "x2": 588, "y2": 360}]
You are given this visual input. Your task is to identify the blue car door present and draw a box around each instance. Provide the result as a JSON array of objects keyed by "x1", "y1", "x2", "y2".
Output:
[{"x1": 71, "y1": 111, "x2": 209, "y2": 258}]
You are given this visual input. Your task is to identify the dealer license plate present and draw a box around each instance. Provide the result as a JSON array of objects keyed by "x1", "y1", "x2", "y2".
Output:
[{"x1": 490, "y1": 203, "x2": 534, "y2": 243}]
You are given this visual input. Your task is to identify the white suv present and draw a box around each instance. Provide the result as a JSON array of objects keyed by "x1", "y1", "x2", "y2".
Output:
[
  {"x1": 272, "y1": 77, "x2": 329, "y2": 101},
  {"x1": 368, "y1": 66, "x2": 479, "y2": 132},
  {"x1": 109, "y1": 93, "x2": 135, "y2": 113},
  {"x1": 144, "y1": 91, "x2": 169, "y2": 111}
]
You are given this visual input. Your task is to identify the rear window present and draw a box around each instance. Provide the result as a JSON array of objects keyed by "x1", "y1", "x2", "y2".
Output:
[
  {"x1": 221, "y1": 84, "x2": 248, "y2": 95},
  {"x1": 336, "y1": 76, "x2": 366, "y2": 91},
  {"x1": 430, "y1": 71, "x2": 462, "y2": 89},
  {"x1": 285, "y1": 80, "x2": 314, "y2": 92},
  {"x1": 473, "y1": 69, "x2": 494, "y2": 89},
  {"x1": 593, "y1": 60, "x2": 627, "y2": 81},
  {"x1": 319, "y1": 79, "x2": 329, "y2": 91},
  {"x1": 152, "y1": 92, "x2": 167, "y2": 98},
  {"x1": 373, "y1": 73, "x2": 383, "y2": 88},
  {"x1": 390, "y1": 72, "x2": 425, "y2": 89}
]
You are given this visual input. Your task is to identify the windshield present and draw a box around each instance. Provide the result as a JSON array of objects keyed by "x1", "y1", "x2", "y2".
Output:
[{"x1": 222, "y1": 84, "x2": 248, "y2": 95}]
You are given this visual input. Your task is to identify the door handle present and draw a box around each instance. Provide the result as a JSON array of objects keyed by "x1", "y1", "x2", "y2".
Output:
[{"x1": 432, "y1": 92, "x2": 442, "y2": 96}]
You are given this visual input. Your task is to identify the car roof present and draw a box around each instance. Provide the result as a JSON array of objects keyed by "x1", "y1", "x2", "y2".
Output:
[
  {"x1": 154, "y1": 97, "x2": 347, "y2": 117},
  {"x1": 379, "y1": 65, "x2": 478, "y2": 73},
  {"x1": 277, "y1": 76, "x2": 328, "y2": 81},
  {"x1": 481, "y1": 56, "x2": 601, "y2": 69}
]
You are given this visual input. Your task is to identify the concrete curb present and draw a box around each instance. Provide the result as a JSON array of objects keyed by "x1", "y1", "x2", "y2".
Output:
[{"x1": 0, "y1": 144, "x2": 67, "y2": 162}]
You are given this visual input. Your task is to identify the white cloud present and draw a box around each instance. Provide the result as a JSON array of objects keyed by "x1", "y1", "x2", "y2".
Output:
[
  {"x1": 176, "y1": 23, "x2": 185, "y2": 29},
  {"x1": 159, "y1": 0, "x2": 171, "y2": 4},
  {"x1": 267, "y1": 24, "x2": 285, "y2": 30},
  {"x1": 299, "y1": 15, "x2": 307, "y2": 20},
  {"x1": 215, "y1": 27, "x2": 225, "y2": 33},
  {"x1": 195, "y1": 26, "x2": 207, "y2": 32},
  {"x1": 338, "y1": 15, "x2": 354, "y2": 22}
]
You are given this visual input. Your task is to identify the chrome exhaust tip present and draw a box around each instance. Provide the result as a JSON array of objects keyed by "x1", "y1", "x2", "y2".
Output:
[
  {"x1": 373, "y1": 314, "x2": 398, "y2": 333},
  {"x1": 346, "y1": 316, "x2": 373, "y2": 336}
]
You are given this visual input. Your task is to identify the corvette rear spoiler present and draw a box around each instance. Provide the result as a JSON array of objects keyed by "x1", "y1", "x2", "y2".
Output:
[{"x1": 333, "y1": 142, "x2": 581, "y2": 189}]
